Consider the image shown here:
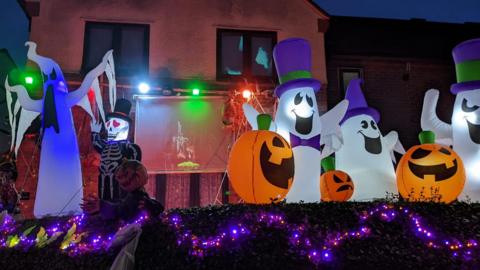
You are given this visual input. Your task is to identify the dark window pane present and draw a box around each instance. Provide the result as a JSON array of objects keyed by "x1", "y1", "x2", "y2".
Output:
[
  {"x1": 220, "y1": 33, "x2": 243, "y2": 76},
  {"x1": 118, "y1": 26, "x2": 147, "y2": 74},
  {"x1": 251, "y1": 36, "x2": 273, "y2": 77},
  {"x1": 341, "y1": 71, "x2": 360, "y2": 93},
  {"x1": 85, "y1": 26, "x2": 113, "y2": 71},
  {"x1": 83, "y1": 22, "x2": 149, "y2": 75}
]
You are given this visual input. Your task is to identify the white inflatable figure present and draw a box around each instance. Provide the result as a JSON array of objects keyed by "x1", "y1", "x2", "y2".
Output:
[
  {"x1": 242, "y1": 38, "x2": 348, "y2": 202},
  {"x1": 5, "y1": 42, "x2": 112, "y2": 217},
  {"x1": 335, "y1": 79, "x2": 404, "y2": 201},
  {"x1": 421, "y1": 38, "x2": 480, "y2": 202}
]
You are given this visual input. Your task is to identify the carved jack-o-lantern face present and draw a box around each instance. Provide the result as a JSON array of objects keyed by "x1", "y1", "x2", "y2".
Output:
[
  {"x1": 320, "y1": 158, "x2": 354, "y2": 202},
  {"x1": 397, "y1": 132, "x2": 466, "y2": 203},
  {"x1": 228, "y1": 130, "x2": 294, "y2": 204}
]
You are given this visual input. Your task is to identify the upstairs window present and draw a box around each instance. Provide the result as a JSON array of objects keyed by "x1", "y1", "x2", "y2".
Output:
[
  {"x1": 217, "y1": 29, "x2": 276, "y2": 82},
  {"x1": 82, "y1": 22, "x2": 149, "y2": 76},
  {"x1": 339, "y1": 67, "x2": 363, "y2": 93}
]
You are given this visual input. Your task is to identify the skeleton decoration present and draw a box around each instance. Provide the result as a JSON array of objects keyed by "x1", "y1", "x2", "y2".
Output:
[
  {"x1": 242, "y1": 38, "x2": 348, "y2": 202},
  {"x1": 335, "y1": 79, "x2": 404, "y2": 201},
  {"x1": 91, "y1": 98, "x2": 142, "y2": 202},
  {"x1": 5, "y1": 41, "x2": 112, "y2": 217},
  {"x1": 421, "y1": 38, "x2": 480, "y2": 202}
]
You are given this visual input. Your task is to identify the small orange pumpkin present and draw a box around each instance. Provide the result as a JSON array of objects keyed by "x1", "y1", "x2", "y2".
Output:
[
  {"x1": 320, "y1": 157, "x2": 354, "y2": 202},
  {"x1": 227, "y1": 114, "x2": 294, "y2": 203},
  {"x1": 396, "y1": 131, "x2": 465, "y2": 203}
]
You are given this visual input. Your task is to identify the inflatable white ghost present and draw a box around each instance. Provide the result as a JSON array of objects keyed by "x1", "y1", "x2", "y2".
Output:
[
  {"x1": 421, "y1": 39, "x2": 480, "y2": 202},
  {"x1": 5, "y1": 42, "x2": 112, "y2": 217},
  {"x1": 335, "y1": 79, "x2": 404, "y2": 201},
  {"x1": 243, "y1": 38, "x2": 348, "y2": 203}
]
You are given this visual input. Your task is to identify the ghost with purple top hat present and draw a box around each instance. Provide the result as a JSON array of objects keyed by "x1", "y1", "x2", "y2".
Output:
[
  {"x1": 335, "y1": 79, "x2": 404, "y2": 201},
  {"x1": 421, "y1": 38, "x2": 480, "y2": 202},
  {"x1": 242, "y1": 38, "x2": 348, "y2": 202}
]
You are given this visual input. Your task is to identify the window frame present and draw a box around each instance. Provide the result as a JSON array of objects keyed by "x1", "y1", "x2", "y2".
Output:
[
  {"x1": 338, "y1": 67, "x2": 364, "y2": 94},
  {"x1": 216, "y1": 28, "x2": 277, "y2": 83},
  {"x1": 82, "y1": 21, "x2": 150, "y2": 76}
]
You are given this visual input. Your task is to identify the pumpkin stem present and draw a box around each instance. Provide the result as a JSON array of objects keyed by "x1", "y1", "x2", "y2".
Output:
[
  {"x1": 321, "y1": 156, "x2": 335, "y2": 172},
  {"x1": 257, "y1": 114, "x2": 272, "y2": 130},
  {"x1": 419, "y1": 130, "x2": 435, "y2": 144}
]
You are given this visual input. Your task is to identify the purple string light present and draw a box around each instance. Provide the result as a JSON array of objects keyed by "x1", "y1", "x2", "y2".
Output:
[{"x1": 0, "y1": 204, "x2": 478, "y2": 264}]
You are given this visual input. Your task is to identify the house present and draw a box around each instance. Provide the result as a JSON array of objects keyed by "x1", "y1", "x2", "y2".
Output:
[
  {"x1": 16, "y1": 0, "x2": 330, "y2": 216},
  {"x1": 324, "y1": 16, "x2": 480, "y2": 148}
]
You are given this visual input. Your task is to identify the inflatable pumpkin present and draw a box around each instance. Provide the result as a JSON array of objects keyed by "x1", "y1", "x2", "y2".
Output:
[
  {"x1": 396, "y1": 131, "x2": 465, "y2": 203},
  {"x1": 320, "y1": 157, "x2": 354, "y2": 202},
  {"x1": 227, "y1": 114, "x2": 294, "y2": 203}
]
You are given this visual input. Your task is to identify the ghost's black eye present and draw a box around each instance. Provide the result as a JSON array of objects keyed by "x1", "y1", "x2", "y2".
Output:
[
  {"x1": 333, "y1": 175, "x2": 343, "y2": 183},
  {"x1": 294, "y1": 93, "x2": 302, "y2": 105},
  {"x1": 462, "y1": 98, "x2": 479, "y2": 113},
  {"x1": 439, "y1": 147, "x2": 451, "y2": 155},
  {"x1": 411, "y1": 148, "x2": 431, "y2": 159},
  {"x1": 361, "y1": 120, "x2": 368, "y2": 129},
  {"x1": 370, "y1": 120, "x2": 377, "y2": 130},
  {"x1": 272, "y1": 137, "x2": 284, "y2": 147},
  {"x1": 306, "y1": 95, "x2": 313, "y2": 107},
  {"x1": 50, "y1": 69, "x2": 57, "y2": 80}
]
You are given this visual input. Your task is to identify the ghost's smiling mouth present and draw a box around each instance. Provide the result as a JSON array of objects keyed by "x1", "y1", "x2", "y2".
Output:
[
  {"x1": 358, "y1": 131, "x2": 382, "y2": 154},
  {"x1": 293, "y1": 110, "x2": 313, "y2": 135},
  {"x1": 466, "y1": 120, "x2": 480, "y2": 144}
]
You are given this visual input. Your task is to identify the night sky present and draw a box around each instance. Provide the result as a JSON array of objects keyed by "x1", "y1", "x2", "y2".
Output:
[{"x1": 314, "y1": 0, "x2": 480, "y2": 24}]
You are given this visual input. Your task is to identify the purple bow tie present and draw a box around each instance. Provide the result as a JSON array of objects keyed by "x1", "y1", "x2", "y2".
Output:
[{"x1": 289, "y1": 133, "x2": 321, "y2": 151}]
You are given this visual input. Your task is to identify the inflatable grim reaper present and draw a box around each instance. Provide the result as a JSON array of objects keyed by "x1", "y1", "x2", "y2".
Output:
[{"x1": 5, "y1": 42, "x2": 113, "y2": 217}]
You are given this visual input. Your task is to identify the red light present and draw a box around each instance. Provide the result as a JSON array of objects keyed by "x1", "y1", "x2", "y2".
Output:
[{"x1": 242, "y1": 89, "x2": 252, "y2": 99}]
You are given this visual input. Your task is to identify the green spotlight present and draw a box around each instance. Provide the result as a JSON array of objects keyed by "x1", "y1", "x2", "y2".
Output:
[
  {"x1": 192, "y1": 88, "x2": 200, "y2": 96},
  {"x1": 25, "y1": 76, "x2": 34, "y2": 85}
]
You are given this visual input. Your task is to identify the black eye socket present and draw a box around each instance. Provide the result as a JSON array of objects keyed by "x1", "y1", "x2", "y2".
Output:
[
  {"x1": 346, "y1": 176, "x2": 352, "y2": 182},
  {"x1": 411, "y1": 148, "x2": 432, "y2": 159},
  {"x1": 361, "y1": 120, "x2": 368, "y2": 129},
  {"x1": 294, "y1": 93, "x2": 303, "y2": 105},
  {"x1": 333, "y1": 175, "x2": 343, "y2": 183},
  {"x1": 439, "y1": 147, "x2": 451, "y2": 155},
  {"x1": 462, "y1": 98, "x2": 479, "y2": 113},
  {"x1": 370, "y1": 120, "x2": 377, "y2": 130},
  {"x1": 306, "y1": 95, "x2": 313, "y2": 107},
  {"x1": 272, "y1": 137, "x2": 284, "y2": 147}
]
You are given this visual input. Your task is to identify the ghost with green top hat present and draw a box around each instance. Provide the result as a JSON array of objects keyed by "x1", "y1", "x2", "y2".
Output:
[{"x1": 421, "y1": 38, "x2": 480, "y2": 202}]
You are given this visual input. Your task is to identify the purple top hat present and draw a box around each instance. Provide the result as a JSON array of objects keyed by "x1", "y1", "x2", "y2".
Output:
[
  {"x1": 451, "y1": 38, "x2": 480, "y2": 94},
  {"x1": 273, "y1": 38, "x2": 321, "y2": 98},
  {"x1": 340, "y1": 79, "x2": 380, "y2": 125}
]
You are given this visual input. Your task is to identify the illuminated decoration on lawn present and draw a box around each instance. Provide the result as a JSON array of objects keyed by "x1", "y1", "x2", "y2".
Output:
[
  {"x1": 4, "y1": 42, "x2": 113, "y2": 217},
  {"x1": 91, "y1": 98, "x2": 142, "y2": 202},
  {"x1": 242, "y1": 38, "x2": 348, "y2": 203},
  {"x1": 335, "y1": 79, "x2": 404, "y2": 201},
  {"x1": 397, "y1": 131, "x2": 465, "y2": 203},
  {"x1": 421, "y1": 38, "x2": 480, "y2": 202},
  {"x1": 0, "y1": 204, "x2": 478, "y2": 265},
  {"x1": 320, "y1": 157, "x2": 354, "y2": 202},
  {"x1": 227, "y1": 114, "x2": 294, "y2": 203}
]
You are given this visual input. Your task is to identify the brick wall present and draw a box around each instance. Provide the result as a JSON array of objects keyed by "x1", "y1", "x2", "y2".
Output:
[{"x1": 326, "y1": 55, "x2": 457, "y2": 149}]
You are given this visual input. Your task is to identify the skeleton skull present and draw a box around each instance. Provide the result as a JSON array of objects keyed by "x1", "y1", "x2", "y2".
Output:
[{"x1": 106, "y1": 117, "x2": 129, "y2": 141}]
